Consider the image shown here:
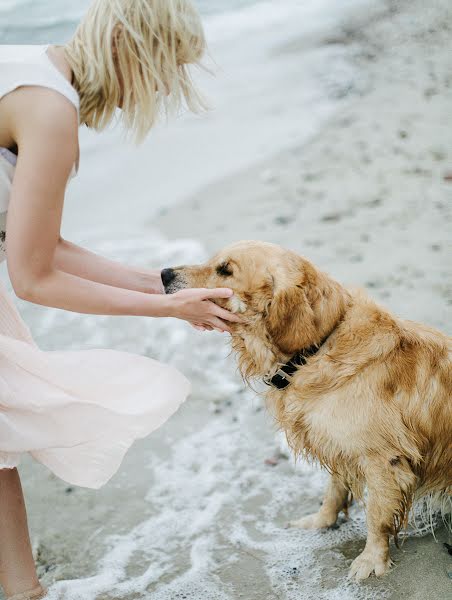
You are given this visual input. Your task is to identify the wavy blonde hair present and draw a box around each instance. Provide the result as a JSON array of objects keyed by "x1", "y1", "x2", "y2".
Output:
[{"x1": 64, "y1": 0, "x2": 207, "y2": 141}]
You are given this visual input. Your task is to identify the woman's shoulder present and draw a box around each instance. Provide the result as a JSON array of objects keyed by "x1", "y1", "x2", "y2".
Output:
[
  {"x1": 3, "y1": 86, "x2": 79, "y2": 178},
  {"x1": 9, "y1": 90, "x2": 79, "y2": 182},
  {"x1": 0, "y1": 45, "x2": 80, "y2": 177},
  {"x1": 11, "y1": 86, "x2": 79, "y2": 142}
]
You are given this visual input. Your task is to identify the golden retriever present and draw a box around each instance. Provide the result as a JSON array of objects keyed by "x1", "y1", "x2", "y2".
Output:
[{"x1": 161, "y1": 240, "x2": 452, "y2": 580}]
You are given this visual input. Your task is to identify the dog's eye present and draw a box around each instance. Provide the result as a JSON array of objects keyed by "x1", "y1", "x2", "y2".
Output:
[{"x1": 216, "y1": 263, "x2": 233, "y2": 277}]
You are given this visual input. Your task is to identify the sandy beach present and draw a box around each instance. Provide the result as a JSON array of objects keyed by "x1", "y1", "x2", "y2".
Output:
[{"x1": 1, "y1": 0, "x2": 451, "y2": 599}]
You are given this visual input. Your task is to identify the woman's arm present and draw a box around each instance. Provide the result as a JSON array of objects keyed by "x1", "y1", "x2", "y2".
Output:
[
  {"x1": 7, "y1": 89, "x2": 162, "y2": 316},
  {"x1": 6, "y1": 88, "x2": 241, "y2": 330},
  {"x1": 54, "y1": 238, "x2": 163, "y2": 294}
]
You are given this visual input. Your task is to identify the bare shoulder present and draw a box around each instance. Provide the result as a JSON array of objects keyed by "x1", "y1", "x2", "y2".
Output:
[{"x1": 7, "y1": 86, "x2": 79, "y2": 157}]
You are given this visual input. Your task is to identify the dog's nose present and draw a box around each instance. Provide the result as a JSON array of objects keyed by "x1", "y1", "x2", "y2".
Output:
[{"x1": 161, "y1": 268, "x2": 176, "y2": 287}]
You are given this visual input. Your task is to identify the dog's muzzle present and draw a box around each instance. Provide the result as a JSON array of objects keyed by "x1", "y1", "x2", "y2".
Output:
[
  {"x1": 161, "y1": 268, "x2": 176, "y2": 287},
  {"x1": 161, "y1": 268, "x2": 186, "y2": 294}
]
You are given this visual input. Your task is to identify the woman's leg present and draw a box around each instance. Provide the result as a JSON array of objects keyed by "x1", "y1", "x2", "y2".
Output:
[{"x1": 0, "y1": 468, "x2": 41, "y2": 598}]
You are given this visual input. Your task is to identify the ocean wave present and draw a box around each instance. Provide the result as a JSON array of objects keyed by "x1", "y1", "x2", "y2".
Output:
[{"x1": 0, "y1": 0, "x2": 260, "y2": 41}]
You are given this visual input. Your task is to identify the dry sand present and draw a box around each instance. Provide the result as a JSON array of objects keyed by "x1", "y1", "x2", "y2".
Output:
[{"x1": 3, "y1": 0, "x2": 451, "y2": 599}]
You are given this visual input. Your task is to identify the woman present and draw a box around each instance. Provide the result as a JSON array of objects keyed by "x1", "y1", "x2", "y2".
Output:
[{"x1": 0, "y1": 1, "x2": 241, "y2": 598}]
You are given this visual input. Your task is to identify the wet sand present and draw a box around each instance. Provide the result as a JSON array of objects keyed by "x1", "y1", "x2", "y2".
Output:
[{"x1": 2, "y1": 0, "x2": 451, "y2": 598}]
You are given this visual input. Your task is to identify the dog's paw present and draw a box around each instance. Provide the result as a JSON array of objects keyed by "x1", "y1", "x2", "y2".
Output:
[
  {"x1": 288, "y1": 512, "x2": 337, "y2": 529},
  {"x1": 349, "y1": 550, "x2": 392, "y2": 581}
]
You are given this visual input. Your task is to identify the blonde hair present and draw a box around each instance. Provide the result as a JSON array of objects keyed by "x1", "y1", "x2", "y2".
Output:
[{"x1": 64, "y1": 0, "x2": 207, "y2": 142}]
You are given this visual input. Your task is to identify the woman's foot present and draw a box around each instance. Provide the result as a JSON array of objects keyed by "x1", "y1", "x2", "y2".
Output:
[{"x1": 7, "y1": 585, "x2": 47, "y2": 600}]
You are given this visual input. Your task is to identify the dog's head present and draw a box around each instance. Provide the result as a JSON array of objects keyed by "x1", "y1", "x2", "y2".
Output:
[{"x1": 162, "y1": 241, "x2": 346, "y2": 379}]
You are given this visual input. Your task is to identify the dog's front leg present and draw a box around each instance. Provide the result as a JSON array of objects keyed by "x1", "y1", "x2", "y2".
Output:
[
  {"x1": 349, "y1": 458, "x2": 416, "y2": 581},
  {"x1": 289, "y1": 475, "x2": 350, "y2": 529}
]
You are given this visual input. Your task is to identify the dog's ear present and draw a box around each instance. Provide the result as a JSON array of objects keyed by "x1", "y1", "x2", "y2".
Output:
[{"x1": 266, "y1": 283, "x2": 317, "y2": 355}]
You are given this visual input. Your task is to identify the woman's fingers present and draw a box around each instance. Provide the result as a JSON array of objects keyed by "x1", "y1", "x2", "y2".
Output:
[
  {"x1": 194, "y1": 289, "x2": 244, "y2": 323},
  {"x1": 191, "y1": 322, "x2": 226, "y2": 334},
  {"x1": 190, "y1": 319, "x2": 229, "y2": 334},
  {"x1": 170, "y1": 287, "x2": 243, "y2": 330},
  {"x1": 199, "y1": 287, "x2": 234, "y2": 300},
  {"x1": 209, "y1": 302, "x2": 243, "y2": 323},
  {"x1": 208, "y1": 316, "x2": 231, "y2": 333},
  {"x1": 197, "y1": 323, "x2": 214, "y2": 331}
]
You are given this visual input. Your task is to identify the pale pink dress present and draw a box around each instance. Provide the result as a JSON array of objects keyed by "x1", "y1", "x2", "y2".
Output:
[{"x1": 0, "y1": 45, "x2": 190, "y2": 489}]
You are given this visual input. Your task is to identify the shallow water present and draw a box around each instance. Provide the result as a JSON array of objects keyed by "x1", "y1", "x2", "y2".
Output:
[{"x1": 3, "y1": 1, "x2": 448, "y2": 598}]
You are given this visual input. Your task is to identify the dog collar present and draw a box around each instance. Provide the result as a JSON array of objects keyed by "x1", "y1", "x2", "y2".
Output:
[{"x1": 264, "y1": 338, "x2": 328, "y2": 390}]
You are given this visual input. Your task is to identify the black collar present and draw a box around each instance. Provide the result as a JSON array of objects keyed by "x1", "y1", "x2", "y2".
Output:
[{"x1": 264, "y1": 338, "x2": 328, "y2": 390}]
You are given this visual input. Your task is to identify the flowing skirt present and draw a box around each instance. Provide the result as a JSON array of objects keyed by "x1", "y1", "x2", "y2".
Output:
[{"x1": 0, "y1": 282, "x2": 190, "y2": 489}]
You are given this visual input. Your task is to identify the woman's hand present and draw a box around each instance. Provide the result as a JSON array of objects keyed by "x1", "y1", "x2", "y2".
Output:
[{"x1": 166, "y1": 288, "x2": 242, "y2": 333}]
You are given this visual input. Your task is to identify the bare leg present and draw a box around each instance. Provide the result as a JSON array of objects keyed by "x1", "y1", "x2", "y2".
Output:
[
  {"x1": 289, "y1": 475, "x2": 350, "y2": 529},
  {"x1": 0, "y1": 468, "x2": 42, "y2": 598}
]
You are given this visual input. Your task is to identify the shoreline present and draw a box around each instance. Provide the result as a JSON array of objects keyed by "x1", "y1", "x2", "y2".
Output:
[
  {"x1": 3, "y1": 1, "x2": 451, "y2": 599},
  {"x1": 61, "y1": 0, "x2": 387, "y2": 238}
]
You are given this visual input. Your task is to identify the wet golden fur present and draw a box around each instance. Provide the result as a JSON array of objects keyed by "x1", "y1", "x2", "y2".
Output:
[{"x1": 163, "y1": 241, "x2": 452, "y2": 580}]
